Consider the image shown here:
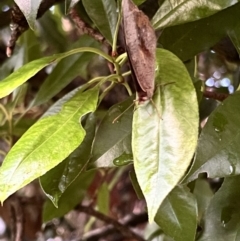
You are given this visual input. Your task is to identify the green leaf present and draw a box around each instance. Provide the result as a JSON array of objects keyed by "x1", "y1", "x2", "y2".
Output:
[
  {"x1": 43, "y1": 170, "x2": 95, "y2": 222},
  {"x1": 228, "y1": 20, "x2": 240, "y2": 55},
  {"x1": 21, "y1": 29, "x2": 42, "y2": 63},
  {"x1": 38, "y1": 11, "x2": 67, "y2": 52},
  {"x1": 82, "y1": 0, "x2": 117, "y2": 44},
  {"x1": 0, "y1": 87, "x2": 99, "y2": 202},
  {"x1": 198, "y1": 176, "x2": 240, "y2": 241},
  {"x1": 40, "y1": 113, "x2": 96, "y2": 207},
  {"x1": 132, "y1": 48, "x2": 198, "y2": 222},
  {"x1": 159, "y1": 3, "x2": 240, "y2": 61},
  {"x1": 152, "y1": 0, "x2": 239, "y2": 30},
  {"x1": 133, "y1": 0, "x2": 146, "y2": 5},
  {"x1": 193, "y1": 179, "x2": 213, "y2": 222},
  {"x1": 14, "y1": 0, "x2": 41, "y2": 30},
  {"x1": 97, "y1": 182, "x2": 109, "y2": 215},
  {"x1": 31, "y1": 36, "x2": 98, "y2": 107},
  {"x1": 89, "y1": 96, "x2": 134, "y2": 168},
  {"x1": 129, "y1": 170, "x2": 144, "y2": 199},
  {"x1": 155, "y1": 185, "x2": 198, "y2": 241},
  {"x1": 185, "y1": 92, "x2": 240, "y2": 182},
  {"x1": 0, "y1": 47, "x2": 112, "y2": 99}
]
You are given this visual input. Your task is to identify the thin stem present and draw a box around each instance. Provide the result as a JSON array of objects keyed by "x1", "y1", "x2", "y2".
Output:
[
  {"x1": 116, "y1": 53, "x2": 128, "y2": 66},
  {"x1": 54, "y1": 47, "x2": 114, "y2": 64},
  {"x1": 122, "y1": 82, "x2": 133, "y2": 96},
  {"x1": 0, "y1": 150, "x2": 7, "y2": 156},
  {"x1": 0, "y1": 103, "x2": 9, "y2": 120},
  {"x1": 99, "y1": 82, "x2": 116, "y2": 103},
  {"x1": 112, "y1": 0, "x2": 122, "y2": 55},
  {"x1": 0, "y1": 103, "x2": 13, "y2": 145},
  {"x1": 77, "y1": 205, "x2": 145, "y2": 241},
  {"x1": 122, "y1": 70, "x2": 131, "y2": 77},
  {"x1": 194, "y1": 55, "x2": 198, "y2": 78}
]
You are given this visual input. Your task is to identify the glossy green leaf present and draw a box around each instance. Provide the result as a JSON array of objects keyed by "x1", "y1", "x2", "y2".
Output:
[
  {"x1": 89, "y1": 97, "x2": 134, "y2": 168},
  {"x1": 82, "y1": 0, "x2": 117, "y2": 44},
  {"x1": 159, "y1": 3, "x2": 240, "y2": 61},
  {"x1": 198, "y1": 176, "x2": 240, "y2": 241},
  {"x1": 40, "y1": 113, "x2": 96, "y2": 207},
  {"x1": 155, "y1": 185, "x2": 198, "y2": 241},
  {"x1": 31, "y1": 36, "x2": 98, "y2": 107},
  {"x1": 0, "y1": 87, "x2": 99, "y2": 202},
  {"x1": 185, "y1": 92, "x2": 240, "y2": 182},
  {"x1": 193, "y1": 179, "x2": 213, "y2": 222},
  {"x1": 0, "y1": 47, "x2": 112, "y2": 99},
  {"x1": 132, "y1": 48, "x2": 198, "y2": 222},
  {"x1": 14, "y1": 0, "x2": 41, "y2": 30},
  {"x1": 152, "y1": 0, "x2": 239, "y2": 30},
  {"x1": 97, "y1": 182, "x2": 109, "y2": 215},
  {"x1": 43, "y1": 170, "x2": 95, "y2": 222}
]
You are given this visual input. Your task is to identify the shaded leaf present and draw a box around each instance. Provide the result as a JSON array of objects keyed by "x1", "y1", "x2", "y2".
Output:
[
  {"x1": 152, "y1": 0, "x2": 239, "y2": 30},
  {"x1": 31, "y1": 36, "x2": 98, "y2": 107},
  {"x1": 40, "y1": 113, "x2": 96, "y2": 207},
  {"x1": 21, "y1": 29, "x2": 42, "y2": 63},
  {"x1": 193, "y1": 179, "x2": 213, "y2": 222},
  {"x1": 228, "y1": 20, "x2": 240, "y2": 55},
  {"x1": 14, "y1": 0, "x2": 41, "y2": 30},
  {"x1": 38, "y1": 11, "x2": 67, "y2": 52},
  {"x1": 132, "y1": 48, "x2": 198, "y2": 222},
  {"x1": 82, "y1": 0, "x2": 117, "y2": 44},
  {"x1": 159, "y1": 3, "x2": 240, "y2": 61},
  {"x1": 0, "y1": 87, "x2": 99, "y2": 202},
  {"x1": 198, "y1": 176, "x2": 240, "y2": 241},
  {"x1": 89, "y1": 96, "x2": 134, "y2": 168},
  {"x1": 43, "y1": 170, "x2": 95, "y2": 222},
  {"x1": 155, "y1": 185, "x2": 198, "y2": 241},
  {"x1": 185, "y1": 92, "x2": 240, "y2": 182}
]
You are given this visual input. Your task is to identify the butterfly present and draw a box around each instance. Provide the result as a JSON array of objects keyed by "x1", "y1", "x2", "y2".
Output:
[{"x1": 121, "y1": 0, "x2": 157, "y2": 102}]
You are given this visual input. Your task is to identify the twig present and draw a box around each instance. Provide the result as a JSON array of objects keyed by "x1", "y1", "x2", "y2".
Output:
[
  {"x1": 69, "y1": 8, "x2": 110, "y2": 48},
  {"x1": 76, "y1": 205, "x2": 146, "y2": 241},
  {"x1": 7, "y1": 0, "x2": 64, "y2": 57},
  {"x1": 81, "y1": 212, "x2": 148, "y2": 241},
  {"x1": 9, "y1": 197, "x2": 24, "y2": 241}
]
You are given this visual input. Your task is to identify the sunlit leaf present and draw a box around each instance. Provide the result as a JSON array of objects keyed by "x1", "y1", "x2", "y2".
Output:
[
  {"x1": 40, "y1": 113, "x2": 96, "y2": 207},
  {"x1": 0, "y1": 47, "x2": 112, "y2": 99},
  {"x1": 155, "y1": 185, "x2": 198, "y2": 241},
  {"x1": 31, "y1": 36, "x2": 98, "y2": 107},
  {"x1": 132, "y1": 48, "x2": 198, "y2": 222},
  {"x1": 0, "y1": 87, "x2": 99, "y2": 202},
  {"x1": 185, "y1": 92, "x2": 240, "y2": 182},
  {"x1": 152, "y1": 0, "x2": 239, "y2": 30}
]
